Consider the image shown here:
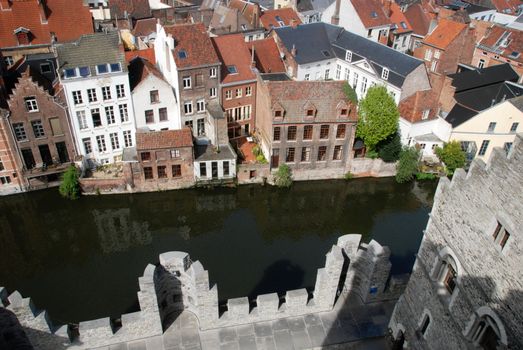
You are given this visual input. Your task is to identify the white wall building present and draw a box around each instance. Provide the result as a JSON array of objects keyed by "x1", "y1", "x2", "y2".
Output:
[{"x1": 56, "y1": 32, "x2": 137, "y2": 166}]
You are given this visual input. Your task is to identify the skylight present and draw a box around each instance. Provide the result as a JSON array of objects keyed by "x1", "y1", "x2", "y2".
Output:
[
  {"x1": 509, "y1": 51, "x2": 520, "y2": 58},
  {"x1": 227, "y1": 65, "x2": 238, "y2": 74},
  {"x1": 371, "y1": 11, "x2": 378, "y2": 18},
  {"x1": 275, "y1": 15, "x2": 283, "y2": 22},
  {"x1": 400, "y1": 21, "x2": 408, "y2": 29},
  {"x1": 178, "y1": 50, "x2": 187, "y2": 59},
  {"x1": 64, "y1": 68, "x2": 77, "y2": 79},
  {"x1": 110, "y1": 63, "x2": 122, "y2": 72},
  {"x1": 79, "y1": 66, "x2": 90, "y2": 77},
  {"x1": 322, "y1": 50, "x2": 331, "y2": 57}
]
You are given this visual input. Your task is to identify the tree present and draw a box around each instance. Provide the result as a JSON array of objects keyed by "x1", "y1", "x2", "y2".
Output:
[
  {"x1": 59, "y1": 165, "x2": 81, "y2": 199},
  {"x1": 343, "y1": 81, "x2": 358, "y2": 104},
  {"x1": 356, "y1": 85, "x2": 399, "y2": 151},
  {"x1": 377, "y1": 131, "x2": 402, "y2": 163},
  {"x1": 274, "y1": 164, "x2": 293, "y2": 188},
  {"x1": 435, "y1": 141, "x2": 466, "y2": 175},
  {"x1": 395, "y1": 146, "x2": 420, "y2": 183}
]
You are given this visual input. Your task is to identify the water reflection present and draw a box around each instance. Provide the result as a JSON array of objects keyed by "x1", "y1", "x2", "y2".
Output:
[{"x1": 0, "y1": 178, "x2": 436, "y2": 323}]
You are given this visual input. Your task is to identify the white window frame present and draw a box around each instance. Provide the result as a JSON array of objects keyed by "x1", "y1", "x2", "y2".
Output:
[
  {"x1": 196, "y1": 100, "x2": 205, "y2": 113},
  {"x1": 381, "y1": 68, "x2": 389, "y2": 80},
  {"x1": 77, "y1": 110, "x2": 88, "y2": 129},
  {"x1": 210, "y1": 87, "x2": 217, "y2": 98},
  {"x1": 210, "y1": 67, "x2": 217, "y2": 78},
  {"x1": 345, "y1": 50, "x2": 352, "y2": 62},
  {"x1": 183, "y1": 76, "x2": 191, "y2": 89},
  {"x1": 425, "y1": 48, "x2": 433, "y2": 61},
  {"x1": 123, "y1": 130, "x2": 133, "y2": 147},
  {"x1": 245, "y1": 86, "x2": 252, "y2": 96},
  {"x1": 116, "y1": 84, "x2": 125, "y2": 98},
  {"x1": 184, "y1": 101, "x2": 193, "y2": 115},
  {"x1": 72, "y1": 91, "x2": 83, "y2": 105},
  {"x1": 225, "y1": 90, "x2": 232, "y2": 100},
  {"x1": 102, "y1": 86, "x2": 111, "y2": 101},
  {"x1": 25, "y1": 97, "x2": 39, "y2": 112}
]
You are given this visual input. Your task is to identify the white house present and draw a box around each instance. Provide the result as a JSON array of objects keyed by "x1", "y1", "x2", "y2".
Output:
[
  {"x1": 128, "y1": 57, "x2": 181, "y2": 131},
  {"x1": 56, "y1": 32, "x2": 137, "y2": 166}
]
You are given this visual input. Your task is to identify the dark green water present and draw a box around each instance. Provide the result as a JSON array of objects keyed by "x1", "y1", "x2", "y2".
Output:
[{"x1": 0, "y1": 178, "x2": 436, "y2": 324}]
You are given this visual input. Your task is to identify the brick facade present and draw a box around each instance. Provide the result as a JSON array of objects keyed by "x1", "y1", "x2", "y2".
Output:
[{"x1": 222, "y1": 81, "x2": 256, "y2": 140}]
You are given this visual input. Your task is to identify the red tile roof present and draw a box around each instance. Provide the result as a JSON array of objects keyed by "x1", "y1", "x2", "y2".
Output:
[
  {"x1": 490, "y1": 0, "x2": 521, "y2": 14},
  {"x1": 389, "y1": 2, "x2": 413, "y2": 34},
  {"x1": 350, "y1": 0, "x2": 391, "y2": 29},
  {"x1": 212, "y1": 34, "x2": 256, "y2": 84},
  {"x1": 479, "y1": 25, "x2": 523, "y2": 64},
  {"x1": 260, "y1": 8, "x2": 302, "y2": 31},
  {"x1": 136, "y1": 127, "x2": 193, "y2": 150},
  {"x1": 125, "y1": 48, "x2": 156, "y2": 64},
  {"x1": 109, "y1": 0, "x2": 151, "y2": 19},
  {"x1": 0, "y1": 0, "x2": 93, "y2": 48},
  {"x1": 404, "y1": 3, "x2": 432, "y2": 36},
  {"x1": 249, "y1": 38, "x2": 286, "y2": 73},
  {"x1": 132, "y1": 18, "x2": 157, "y2": 37},
  {"x1": 423, "y1": 18, "x2": 467, "y2": 49},
  {"x1": 229, "y1": 0, "x2": 260, "y2": 26},
  {"x1": 164, "y1": 23, "x2": 220, "y2": 69}
]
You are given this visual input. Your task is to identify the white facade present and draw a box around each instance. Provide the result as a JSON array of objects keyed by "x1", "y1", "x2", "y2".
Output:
[
  {"x1": 391, "y1": 32, "x2": 411, "y2": 53},
  {"x1": 399, "y1": 116, "x2": 452, "y2": 157},
  {"x1": 62, "y1": 73, "x2": 137, "y2": 165},
  {"x1": 85, "y1": 0, "x2": 111, "y2": 20},
  {"x1": 132, "y1": 72, "x2": 181, "y2": 131},
  {"x1": 194, "y1": 158, "x2": 237, "y2": 180},
  {"x1": 154, "y1": 24, "x2": 181, "y2": 107}
]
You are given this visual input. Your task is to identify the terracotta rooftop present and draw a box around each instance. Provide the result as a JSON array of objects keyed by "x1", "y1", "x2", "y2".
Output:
[
  {"x1": 229, "y1": 0, "x2": 260, "y2": 26},
  {"x1": 136, "y1": 128, "x2": 193, "y2": 150},
  {"x1": 350, "y1": 0, "x2": 391, "y2": 29},
  {"x1": 404, "y1": 1, "x2": 436, "y2": 36},
  {"x1": 163, "y1": 23, "x2": 220, "y2": 69},
  {"x1": 125, "y1": 48, "x2": 156, "y2": 64},
  {"x1": 389, "y1": 2, "x2": 413, "y2": 34},
  {"x1": 212, "y1": 34, "x2": 256, "y2": 84},
  {"x1": 109, "y1": 0, "x2": 152, "y2": 19},
  {"x1": 249, "y1": 38, "x2": 286, "y2": 73},
  {"x1": 128, "y1": 57, "x2": 165, "y2": 91},
  {"x1": 260, "y1": 8, "x2": 302, "y2": 31},
  {"x1": 490, "y1": 0, "x2": 521, "y2": 14},
  {"x1": 132, "y1": 18, "x2": 157, "y2": 37},
  {"x1": 0, "y1": 0, "x2": 93, "y2": 48},
  {"x1": 423, "y1": 18, "x2": 467, "y2": 49},
  {"x1": 478, "y1": 25, "x2": 523, "y2": 64}
]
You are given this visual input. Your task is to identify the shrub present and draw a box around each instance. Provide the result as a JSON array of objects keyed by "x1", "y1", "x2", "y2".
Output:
[
  {"x1": 377, "y1": 132, "x2": 402, "y2": 163},
  {"x1": 395, "y1": 146, "x2": 420, "y2": 183},
  {"x1": 344, "y1": 172, "x2": 354, "y2": 180},
  {"x1": 415, "y1": 172, "x2": 437, "y2": 180},
  {"x1": 274, "y1": 164, "x2": 293, "y2": 188},
  {"x1": 59, "y1": 165, "x2": 81, "y2": 200},
  {"x1": 256, "y1": 153, "x2": 268, "y2": 164},
  {"x1": 366, "y1": 149, "x2": 379, "y2": 159},
  {"x1": 435, "y1": 141, "x2": 466, "y2": 175}
]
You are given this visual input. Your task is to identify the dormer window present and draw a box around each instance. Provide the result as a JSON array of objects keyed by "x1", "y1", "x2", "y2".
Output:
[
  {"x1": 227, "y1": 65, "x2": 238, "y2": 74},
  {"x1": 79, "y1": 66, "x2": 90, "y2": 77},
  {"x1": 345, "y1": 50, "x2": 352, "y2": 62},
  {"x1": 64, "y1": 68, "x2": 77, "y2": 79},
  {"x1": 97, "y1": 64, "x2": 109, "y2": 74},
  {"x1": 274, "y1": 110, "x2": 282, "y2": 118},
  {"x1": 178, "y1": 50, "x2": 187, "y2": 59},
  {"x1": 382, "y1": 68, "x2": 389, "y2": 80},
  {"x1": 14, "y1": 27, "x2": 31, "y2": 46},
  {"x1": 110, "y1": 63, "x2": 122, "y2": 72},
  {"x1": 340, "y1": 108, "x2": 348, "y2": 116},
  {"x1": 306, "y1": 109, "x2": 314, "y2": 117}
]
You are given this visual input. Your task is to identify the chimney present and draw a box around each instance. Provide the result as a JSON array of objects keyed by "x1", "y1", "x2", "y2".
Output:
[
  {"x1": 0, "y1": 0, "x2": 11, "y2": 11},
  {"x1": 290, "y1": 19, "x2": 298, "y2": 28},
  {"x1": 291, "y1": 44, "x2": 296, "y2": 56},
  {"x1": 331, "y1": 0, "x2": 341, "y2": 25},
  {"x1": 38, "y1": 0, "x2": 48, "y2": 23}
]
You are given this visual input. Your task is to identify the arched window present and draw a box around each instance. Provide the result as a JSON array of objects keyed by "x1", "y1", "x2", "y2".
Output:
[
  {"x1": 432, "y1": 247, "x2": 461, "y2": 297},
  {"x1": 471, "y1": 316, "x2": 502, "y2": 349}
]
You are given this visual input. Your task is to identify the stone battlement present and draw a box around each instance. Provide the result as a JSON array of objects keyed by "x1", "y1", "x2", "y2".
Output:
[{"x1": 1, "y1": 234, "x2": 403, "y2": 349}]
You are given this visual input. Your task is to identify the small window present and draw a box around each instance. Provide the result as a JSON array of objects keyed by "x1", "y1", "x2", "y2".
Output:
[
  {"x1": 199, "y1": 162, "x2": 207, "y2": 177},
  {"x1": 116, "y1": 84, "x2": 125, "y2": 98},
  {"x1": 225, "y1": 90, "x2": 232, "y2": 100},
  {"x1": 97, "y1": 64, "x2": 109, "y2": 74},
  {"x1": 227, "y1": 65, "x2": 238, "y2": 74},
  {"x1": 273, "y1": 127, "x2": 281, "y2": 141},
  {"x1": 64, "y1": 68, "x2": 77, "y2": 78},
  {"x1": 320, "y1": 125, "x2": 329, "y2": 139},
  {"x1": 40, "y1": 63, "x2": 52, "y2": 74},
  {"x1": 210, "y1": 67, "x2": 217, "y2": 78},
  {"x1": 171, "y1": 149, "x2": 180, "y2": 158},
  {"x1": 287, "y1": 126, "x2": 297, "y2": 140},
  {"x1": 123, "y1": 130, "x2": 133, "y2": 147},
  {"x1": 196, "y1": 100, "x2": 205, "y2": 113},
  {"x1": 286, "y1": 147, "x2": 295, "y2": 162},
  {"x1": 422, "y1": 109, "x2": 430, "y2": 120},
  {"x1": 87, "y1": 88, "x2": 97, "y2": 102},
  {"x1": 381, "y1": 68, "x2": 389, "y2": 80},
  {"x1": 510, "y1": 122, "x2": 519, "y2": 133},
  {"x1": 83, "y1": 138, "x2": 92, "y2": 154},
  {"x1": 420, "y1": 314, "x2": 430, "y2": 337},
  {"x1": 141, "y1": 152, "x2": 151, "y2": 161},
  {"x1": 105, "y1": 106, "x2": 115, "y2": 124},
  {"x1": 159, "y1": 107, "x2": 168, "y2": 121},
  {"x1": 150, "y1": 90, "x2": 159, "y2": 104},
  {"x1": 79, "y1": 66, "x2": 90, "y2": 77},
  {"x1": 209, "y1": 87, "x2": 217, "y2": 98},
  {"x1": 13, "y1": 123, "x2": 27, "y2": 141},
  {"x1": 246, "y1": 86, "x2": 252, "y2": 96},
  {"x1": 235, "y1": 88, "x2": 242, "y2": 98},
  {"x1": 274, "y1": 110, "x2": 282, "y2": 118},
  {"x1": 487, "y1": 122, "x2": 496, "y2": 132},
  {"x1": 178, "y1": 50, "x2": 187, "y2": 59},
  {"x1": 478, "y1": 140, "x2": 490, "y2": 156},
  {"x1": 102, "y1": 86, "x2": 111, "y2": 100},
  {"x1": 110, "y1": 63, "x2": 122, "y2": 72},
  {"x1": 172, "y1": 164, "x2": 182, "y2": 177},
  {"x1": 425, "y1": 49, "x2": 433, "y2": 61},
  {"x1": 301, "y1": 147, "x2": 310, "y2": 161},
  {"x1": 158, "y1": 166, "x2": 167, "y2": 179},
  {"x1": 345, "y1": 50, "x2": 352, "y2": 62},
  {"x1": 183, "y1": 76, "x2": 191, "y2": 89},
  {"x1": 306, "y1": 109, "x2": 314, "y2": 117},
  {"x1": 336, "y1": 124, "x2": 346, "y2": 138},
  {"x1": 24, "y1": 97, "x2": 39, "y2": 112},
  {"x1": 317, "y1": 146, "x2": 327, "y2": 161},
  {"x1": 223, "y1": 161, "x2": 230, "y2": 176},
  {"x1": 96, "y1": 135, "x2": 107, "y2": 152},
  {"x1": 333, "y1": 145, "x2": 343, "y2": 160},
  {"x1": 72, "y1": 91, "x2": 83, "y2": 105},
  {"x1": 184, "y1": 102, "x2": 193, "y2": 115},
  {"x1": 145, "y1": 110, "x2": 154, "y2": 124},
  {"x1": 144, "y1": 166, "x2": 153, "y2": 179},
  {"x1": 493, "y1": 222, "x2": 511, "y2": 251},
  {"x1": 31, "y1": 120, "x2": 45, "y2": 138}
]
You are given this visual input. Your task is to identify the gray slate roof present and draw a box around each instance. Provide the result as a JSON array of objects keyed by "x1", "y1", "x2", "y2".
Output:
[
  {"x1": 275, "y1": 22, "x2": 424, "y2": 88},
  {"x1": 508, "y1": 94, "x2": 523, "y2": 112},
  {"x1": 56, "y1": 31, "x2": 127, "y2": 77}
]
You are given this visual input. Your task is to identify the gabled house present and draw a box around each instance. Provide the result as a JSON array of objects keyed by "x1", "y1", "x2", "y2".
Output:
[
  {"x1": 0, "y1": 0, "x2": 94, "y2": 66},
  {"x1": 249, "y1": 38, "x2": 287, "y2": 73},
  {"x1": 403, "y1": 0, "x2": 438, "y2": 52},
  {"x1": 56, "y1": 31, "x2": 136, "y2": 166},
  {"x1": 473, "y1": 25, "x2": 523, "y2": 82},
  {"x1": 387, "y1": 1, "x2": 414, "y2": 53},
  {"x1": 260, "y1": 8, "x2": 302, "y2": 31},
  {"x1": 294, "y1": 0, "x2": 335, "y2": 24}
]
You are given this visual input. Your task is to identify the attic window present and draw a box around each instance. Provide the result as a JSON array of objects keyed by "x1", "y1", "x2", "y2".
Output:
[
  {"x1": 382, "y1": 68, "x2": 389, "y2": 80},
  {"x1": 400, "y1": 21, "x2": 408, "y2": 29},
  {"x1": 97, "y1": 64, "x2": 109, "y2": 74},
  {"x1": 64, "y1": 68, "x2": 77, "y2": 79},
  {"x1": 509, "y1": 51, "x2": 520, "y2": 59},
  {"x1": 227, "y1": 65, "x2": 238, "y2": 74},
  {"x1": 371, "y1": 11, "x2": 378, "y2": 18},
  {"x1": 110, "y1": 63, "x2": 122, "y2": 72},
  {"x1": 79, "y1": 66, "x2": 90, "y2": 77},
  {"x1": 274, "y1": 110, "x2": 282, "y2": 118},
  {"x1": 345, "y1": 50, "x2": 352, "y2": 62},
  {"x1": 306, "y1": 109, "x2": 314, "y2": 116},
  {"x1": 322, "y1": 50, "x2": 331, "y2": 57},
  {"x1": 178, "y1": 50, "x2": 187, "y2": 59},
  {"x1": 14, "y1": 27, "x2": 31, "y2": 45},
  {"x1": 340, "y1": 108, "x2": 348, "y2": 116}
]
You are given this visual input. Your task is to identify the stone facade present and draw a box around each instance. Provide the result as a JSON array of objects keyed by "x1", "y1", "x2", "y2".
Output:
[{"x1": 389, "y1": 133, "x2": 523, "y2": 349}]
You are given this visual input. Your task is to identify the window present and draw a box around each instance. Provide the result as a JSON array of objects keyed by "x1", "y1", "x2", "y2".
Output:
[
  {"x1": 478, "y1": 59, "x2": 485, "y2": 69},
  {"x1": 303, "y1": 125, "x2": 313, "y2": 140},
  {"x1": 102, "y1": 86, "x2": 111, "y2": 100},
  {"x1": 0, "y1": 176, "x2": 11, "y2": 185},
  {"x1": 197, "y1": 118, "x2": 205, "y2": 136},
  {"x1": 419, "y1": 314, "x2": 430, "y2": 337},
  {"x1": 72, "y1": 91, "x2": 83, "y2": 105},
  {"x1": 87, "y1": 88, "x2": 97, "y2": 102},
  {"x1": 145, "y1": 110, "x2": 154, "y2": 124},
  {"x1": 317, "y1": 146, "x2": 327, "y2": 161},
  {"x1": 228, "y1": 65, "x2": 238, "y2": 74},
  {"x1": 421, "y1": 109, "x2": 430, "y2": 120},
  {"x1": 172, "y1": 164, "x2": 182, "y2": 177},
  {"x1": 361, "y1": 77, "x2": 367, "y2": 94},
  {"x1": 23, "y1": 96, "x2": 39, "y2": 112},
  {"x1": 333, "y1": 145, "x2": 343, "y2": 160},
  {"x1": 478, "y1": 140, "x2": 490, "y2": 156},
  {"x1": 306, "y1": 109, "x2": 314, "y2": 117},
  {"x1": 275, "y1": 110, "x2": 282, "y2": 118},
  {"x1": 184, "y1": 101, "x2": 193, "y2": 115},
  {"x1": 64, "y1": 68, "x2": 77, "y2": 79},
  {"x1": 119, "y1": 104, "x2": 129, "y2": 122},
  {"x1": 159, "y1": 108, "x2": 168, "y2": 121},
  {"x1": 381, "y1": 68, "x2": 389, "y2": 80},
  {"x1": 345, "y1": 50, "x2": 352, "y2": 62},
  {"x1": 209, "y1": 88, "x2": 217, "y2": 98},
  {"x1": 287, "y1": 126, "x2": 297, "y2": 140},
  {"x1": 324, "y1": 69, "x2": 330, "y2": 80},
  {"x1": 83, "y1": 138, "x2": 92, "y2": 154},
  {"x1": 304, "y1": 74, "x2": 310, "y2": 80},
  {"x1": 97, "y1": 64, "x2": 108, "y2": 74},
  {"x1": 91, "y1": 108, "x2": 102, "y2": 127},
  {"x1": 171, "y1": 149, "x2": 180, "y2": 158},
  {"x1": 340, "y1": 108, "x2": 348, "y2": 117},
  {"x1": 434, "y1": 50, "x2": 441, "y2": 59},
  {"x1": 301, "y1": 147, "x2": 310, "y2": 161},
  {"x1": 487, "y1": 122, "x2": 496, "y2": 132},
  {"x1": 109, "y1": 132, "x2": 120, "y2": 150},
  {"x1": 431, "y1": 60, "x2": 438, "y2": 72},
  {"x1": 158, "y1": 166, "x2": 167, "y2": 178},
  {"x1": 443, "y1": 263, "x2": 457, "y2": 294},
  {"x1": 336, "y1": 64, "x2": 341, "y2": 80},
  {"x1": 273, "y1": 127, "x2": 281, "y2": 141},
  {"x1": 4, "y1": 56, "x2": 14, "y2": 66},
  {"x1": 210, "y1": 67, "x2": 217, "y2": 78},
  {"x1": 110, "y1": 63, "x2": 122, "y2": 72},
  {"x1": 49, "y1": 118, "x2": 63, "y2": 136},
  {"x1": 79, "y1": 66, "x2": 90, "y2": 77},
  {"x1": 183, "y1": 76, "x2": 191, "y2": 89},
  {"x1": 286, "y1": 147, "x2": 295, "y2": 162},
  {"x1": 235, "y1": 88, "x2": 242, "y2": 98},
  {"x1": 185, "y1": 120, "x2": 193, "y2": 129},
  {"x1": 320, "y1": 125, "x2": 329, "y2": 139},
  {"x1": 144, "y1": 167, "x2": 153, "y2": 180},
  {"x1": 13, "y1": 123, "x2": 27, "y2": 141},
  {"x1": 116, "y1": 84, "x2": 125, "y2": 98},
  {"x1": 246, "y1": 86, "x2": 252, "y2": 96},
  {"x1": 96, "y1": 135, "x2": 107, "y2": 152},
  {"x1": 105, "y1": 106, "x2": 115, "y2": 124},
  {"x1": 493, "y1": 222, "x2": 510, "y2": 251},
  {"x1": 424, "y1": 49, "x2": 433, "y2": 61},
  {"x1": 196, "y1": 100, "x2": 205, "y2": 113},
  {"x1": 336, "y1": 124, "x2": 346, "y2": 138},
  {"x1": 352, "y1": 72, "x2": 359, "y2": 89},
  {"x1": 344, "y1": 68, "x2": 350, "y2": 81},
  {"x1": 31, "y1": 120, "x2": 45, "y2": 138},
  {"x1": 223, "y1": 161, "x2": 230, "y2": 176},
  {"x1": 225, "y1": 90, "x2": 232, "y2": 100},
  {"x1": 199, "y1": 162, "x2": 207, "y2": 177},
  {"x1": 470, "y1": 315, "x2": 503, "y2": 348},
  {"x1": 510, "y1": 122, "x2": 519, "y2": 133},
  {"x1": 243, "y1": 105, "x2": 251, "y2": 120},
  {"x1": 123, "y1": 130, "x2": 133, "y2": 147}
]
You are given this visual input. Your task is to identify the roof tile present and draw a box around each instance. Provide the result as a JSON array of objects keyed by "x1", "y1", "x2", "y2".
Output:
[{"x1": 136, "y1": 128, "x2": 193, "y2": 150}]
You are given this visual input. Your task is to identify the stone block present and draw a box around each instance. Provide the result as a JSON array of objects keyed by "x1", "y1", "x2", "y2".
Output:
[
  {"x1": 256, "y1": 293, "x2": 279, "y2": 315},
  {"x1": 227, "y1": 297, "x2": 249, "y2": 317},
  {"x1": 159, "y1": 251, "x2": 190, "y2": 272},
  {"x1": 285, "y1": 289, "x2": 308, "y2": 309},
  {"x1": 336, "y1": 234, "x2": 362, "y2": 257},
  {"x1": 79, "y1": 317, "x2": 113, "y2": 343}
]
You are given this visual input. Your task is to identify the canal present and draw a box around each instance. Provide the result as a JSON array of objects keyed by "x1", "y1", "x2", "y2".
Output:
[{"x1": 0, "y1": 178, "x2": 437, "y2": 324}]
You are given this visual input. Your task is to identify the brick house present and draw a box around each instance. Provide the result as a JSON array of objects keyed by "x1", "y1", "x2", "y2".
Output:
[
  {"x1": 212, "y1": 34, "x2": 257, "y2": 141},
  {"x1": 3, "y1": 68, "x2": 76, "y2": 190},
  {"x1": 256, "y1": 78, "x2": 358, "y2": 179},
  {"x1": 473, "y1": 25, "x2": 523, "y2": 82},
  {"x1": 387, "y1": 0, "x2": 414, "y2": 53},
  {"x1": 0, "y1": 0, "x2": 93, "y2": 67},
  {"x1": 124, "y1": 128, "x2": 194, "y2": 191}
]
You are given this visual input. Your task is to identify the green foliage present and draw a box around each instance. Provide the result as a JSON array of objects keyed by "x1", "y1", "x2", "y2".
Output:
[
  {"x1": 252, "y1": 145, "x2": 262, "y2": 156},
  {"x1": 256, "y1": 154, "x2": 268, "y2": 164},
  {"x1": 343, "y1": 82, "x2": 358, "y2": 104},
  {"x1": 344, "y1": 172, "x2": 354, "y2": 180},
  {"x1": 59, "y1": 165, "x2": 81, "y2": 200},
  {"x1": 356, "y1": 85, "x2": 399, "y2": 151},
  {"x1": 395, "y1": 146, "x2": 420, "y2": 183},
  {"x1": 274, "y1": 164, "x2": 293, "y2": 188},
  {"x1": 435, "y1": 141, "x2": 466, "y2": 175},
  {"x1": 415, "y1": 172, "x2": 437, "y2": 180},
  {"x1": 366, "y1": 149, "x2": 379, "y2": 159},
  {"x1": 377, "y1": 132, "x2": 402, "y2": 162}
]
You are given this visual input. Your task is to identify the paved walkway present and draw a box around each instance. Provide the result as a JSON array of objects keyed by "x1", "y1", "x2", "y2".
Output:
[{"x1": 101, "y1": 294, "x2": 395, "y2": 350}]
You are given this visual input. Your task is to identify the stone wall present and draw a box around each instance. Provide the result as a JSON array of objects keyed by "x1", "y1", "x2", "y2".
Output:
[
  {"x1": 79, "y1": 177, "x2": 127, "y2": 194},
  {"x1": 237, "y1": 163, "x2": 270, "y2": 184},
  {"x1": 349, "y1": 158, "x2": 397, "y2": 178},
  {"x1": 389, "y1": 134, "x2": 523, "y2": 349}
]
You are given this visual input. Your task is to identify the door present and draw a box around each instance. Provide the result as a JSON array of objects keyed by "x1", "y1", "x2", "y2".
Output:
[
  {"x1": 271, "y1": 149, "x2": 279, "y2": 168},
  {"x1": 211, "y1": 161, "x2": 218, "y2": 179},
  {"x1": 55, "y1": 142, "x2": 69, "y2": 163},
  {"x1": 38, "y1": 144, "x2": 53, "y2": 166},
  {"x1": 21, "y1": 148, "x2": 35, "y2": 169}
]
